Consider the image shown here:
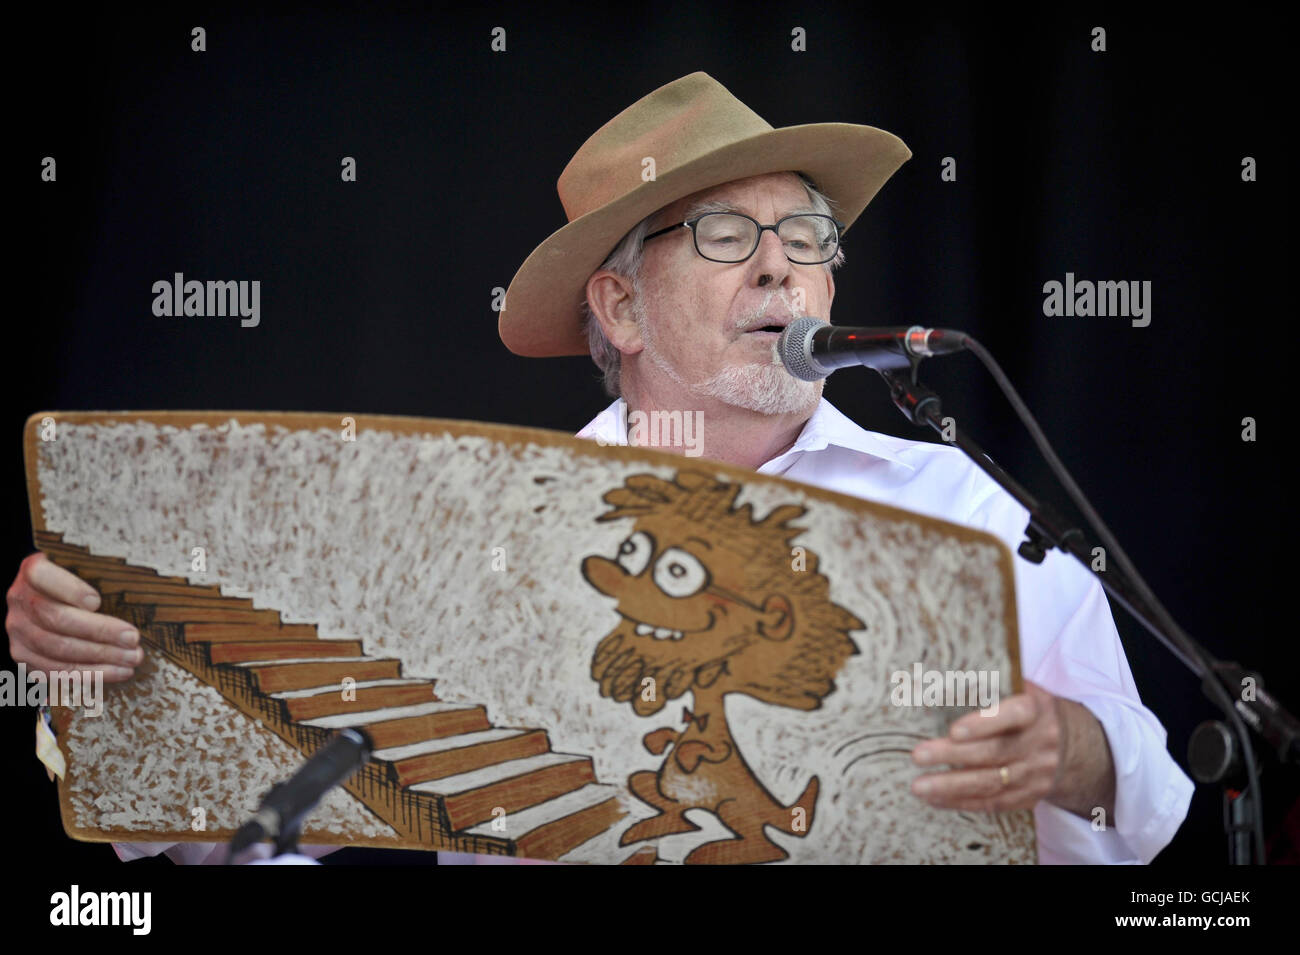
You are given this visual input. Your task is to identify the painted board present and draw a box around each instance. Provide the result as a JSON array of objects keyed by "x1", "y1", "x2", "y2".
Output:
[{"x1": 23, "y1": 411, "x2": 1033, "y2": 864}]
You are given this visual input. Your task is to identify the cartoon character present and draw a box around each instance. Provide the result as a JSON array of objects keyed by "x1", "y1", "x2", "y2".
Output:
[{"x1": 583, "y1": 471, "x2": 864, "y2": 864}]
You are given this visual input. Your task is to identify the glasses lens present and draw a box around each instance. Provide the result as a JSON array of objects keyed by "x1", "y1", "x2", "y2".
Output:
[
  {"x1": 693, "y1": 214, "x2": 759, "y2": 262},
  {"x1": 779, "y1": 215, "x2": 839, "y2": 263}
]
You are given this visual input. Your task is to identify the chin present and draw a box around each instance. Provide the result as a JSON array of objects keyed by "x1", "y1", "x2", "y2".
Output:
[{"x1": 694, "y1": 362, "x2": 822, "y2": 416}]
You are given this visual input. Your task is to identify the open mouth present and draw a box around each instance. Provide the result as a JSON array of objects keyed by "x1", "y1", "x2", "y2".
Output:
[
  {"x1": 746, "y1": 325, "x2": 786, "y2": 335},
  {"x1": 634, "y1": 621, "x2": 684, "y2": 641}
]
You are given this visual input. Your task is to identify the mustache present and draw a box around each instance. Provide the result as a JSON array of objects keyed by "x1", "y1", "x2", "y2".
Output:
[{"x1": 728, "y1": 288, "x2": 805, "y2": 332}]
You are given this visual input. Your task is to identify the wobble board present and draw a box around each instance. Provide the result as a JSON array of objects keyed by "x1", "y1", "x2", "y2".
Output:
[{"x1": 24, "y1": 410, "x2": 1033, "y2": 864}]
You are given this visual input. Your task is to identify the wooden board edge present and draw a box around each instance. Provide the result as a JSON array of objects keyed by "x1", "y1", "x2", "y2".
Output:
[{"x1": 28, "y1": 409, "x2": 1027, "y2": 854}]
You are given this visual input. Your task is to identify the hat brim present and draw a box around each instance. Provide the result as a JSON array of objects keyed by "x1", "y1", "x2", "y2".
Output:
[{"x1": 500, "y1": 122, "x2": 911, "y2": 357}]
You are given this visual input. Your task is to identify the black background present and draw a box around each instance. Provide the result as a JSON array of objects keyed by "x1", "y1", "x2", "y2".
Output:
[{"x1": 8, "y1": 4, "x2": 1296, "y2": 869}]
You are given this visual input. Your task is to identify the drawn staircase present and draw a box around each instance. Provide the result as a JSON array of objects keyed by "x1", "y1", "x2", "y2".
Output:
[{"x1": 37, "y1": 531, "x2": 629, "y2": 859}]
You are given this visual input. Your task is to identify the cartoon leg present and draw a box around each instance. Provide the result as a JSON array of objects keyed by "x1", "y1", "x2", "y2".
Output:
[
  {"x1": 683, "y1": 777, "x2": 820, "y2": 865},
  {"x1": 683, "y1": 800, "x2": 789, "y2": 865},
  {"x1": 618, "y1": 846, "x2": 660, "y2": 865},
  {"x1": 618, "y1": 770, "x2": 700, "y2": 846},
  {"x1": 772, "y1": 775, "x2": 819, "y2": 836}
]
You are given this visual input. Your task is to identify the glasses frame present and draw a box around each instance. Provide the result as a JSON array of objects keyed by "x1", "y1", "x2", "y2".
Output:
[{"x1": 642, "y1": 211, "x2": 846, "y2": 265}]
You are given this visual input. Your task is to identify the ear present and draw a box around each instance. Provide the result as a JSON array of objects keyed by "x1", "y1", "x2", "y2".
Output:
[
  {"x1": 585, "y1": 270, "x2": 644, "y2": 355},
  {"x1": 757, "y1": 594, "x2": 794, "y2": 642}
]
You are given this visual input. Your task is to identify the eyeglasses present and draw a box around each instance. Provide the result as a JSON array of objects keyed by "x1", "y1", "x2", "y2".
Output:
[{"x1": 642, "y1": 212, "x2": 844, "y2": 265}]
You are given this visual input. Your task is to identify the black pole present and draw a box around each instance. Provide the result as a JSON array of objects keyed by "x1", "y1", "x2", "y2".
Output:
[{"x1": 876, "y1": 363, "x2": 1298, "y2": 862}]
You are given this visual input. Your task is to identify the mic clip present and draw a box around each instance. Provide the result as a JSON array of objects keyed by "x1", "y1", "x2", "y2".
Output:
[{"x1": 879, "y1": 366, "x2": 941, "y2": 427}]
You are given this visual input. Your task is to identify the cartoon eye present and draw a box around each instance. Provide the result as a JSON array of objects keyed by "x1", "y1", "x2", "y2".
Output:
[
  {"x1": 615, "y1": 532, "x2": 654, "y2": 576},
  {"x1": 653, "y1": 548, "x2": 708, "y2": 598}
]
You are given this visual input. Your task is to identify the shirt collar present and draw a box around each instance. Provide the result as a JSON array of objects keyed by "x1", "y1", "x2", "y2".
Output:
[{"x1": 575, "y1": 397, "x2": 915, "y2": 471}]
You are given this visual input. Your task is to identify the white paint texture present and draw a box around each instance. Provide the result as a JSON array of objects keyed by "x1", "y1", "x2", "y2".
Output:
[
  {"x1": 39, "y1": 419, "x2": 1031, "y2": 862},
  {"x1": 64, "y1": 652, "x2": 395, "y2": 838}
]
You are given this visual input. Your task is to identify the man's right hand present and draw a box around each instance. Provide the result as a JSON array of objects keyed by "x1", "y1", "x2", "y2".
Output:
[{"x1": 5, "y1": 552, "x2": 142, "y2": 681}]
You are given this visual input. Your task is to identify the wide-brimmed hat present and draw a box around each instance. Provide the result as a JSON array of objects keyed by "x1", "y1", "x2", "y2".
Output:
[{"x1": 499, "y1": 72, "x2": 911, "y2": 357}]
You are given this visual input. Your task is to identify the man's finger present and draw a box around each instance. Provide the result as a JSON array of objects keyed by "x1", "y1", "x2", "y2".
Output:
[
  {"x1": 16, "y1": 620, "x2": 143, "y2": 668},
  {"x1": 25, "y1": 553, "x2": 102, "y2": 611},
  {"x1": 16, "y1": 647, "x2": 136, "y2": 684},
  {"x1": 912, "y1": 763, "x2": 1025, "y2": 804},
  {"x1": 25, "y1": 598, "x2": 139, "y2": 649},
  {"x1": 947, "y1": 693, "x2": 1036, "y2": 741},
  {"x1": 912, "y1": 733, "x2": 1019, "y2": 770}
]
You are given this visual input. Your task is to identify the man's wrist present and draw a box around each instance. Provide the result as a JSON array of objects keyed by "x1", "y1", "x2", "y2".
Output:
[{"x1": 1046, "y1": 698, "x2": 1117, "y2": 822}]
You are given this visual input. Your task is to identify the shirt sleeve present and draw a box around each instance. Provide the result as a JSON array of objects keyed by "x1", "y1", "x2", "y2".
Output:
[{"x1": 966, "y1": 484, "x2": 1194, "y2": 863}]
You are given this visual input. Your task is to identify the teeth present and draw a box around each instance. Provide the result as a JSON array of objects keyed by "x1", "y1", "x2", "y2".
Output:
[{"x1": 636, "y1": 624, "x2": 685, "y2": 641}]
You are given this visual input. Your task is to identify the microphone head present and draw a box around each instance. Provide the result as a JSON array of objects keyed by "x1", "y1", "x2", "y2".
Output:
[
  {"x1": 777, "y1": 316, "x2": 831, "y2": 381},
  {"x1": 340, "y1": 726, "x2": 374, "y2": 758}
]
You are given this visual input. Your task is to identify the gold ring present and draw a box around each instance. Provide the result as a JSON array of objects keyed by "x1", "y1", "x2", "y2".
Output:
[{"x1": 998, "y1": 765, "x2": 1011, "y2": 787}]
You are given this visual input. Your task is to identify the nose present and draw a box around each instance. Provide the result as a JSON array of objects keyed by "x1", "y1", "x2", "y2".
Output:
[
  {"x1": 750, "y1": 226, "x2": 792, "y2": 289},
  {"x1": 582, "y1": 556, "x2": 624, "y2": 598}
]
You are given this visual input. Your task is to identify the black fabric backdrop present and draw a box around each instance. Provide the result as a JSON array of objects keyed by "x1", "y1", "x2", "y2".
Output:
[{"x1": 8, "y1": 5, "x2": 1296, "y2": 867}]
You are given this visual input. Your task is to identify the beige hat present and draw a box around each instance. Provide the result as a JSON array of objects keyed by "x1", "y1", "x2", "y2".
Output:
[{"x1": 499, "y1": 72, "x2": 912, "y2": 357}]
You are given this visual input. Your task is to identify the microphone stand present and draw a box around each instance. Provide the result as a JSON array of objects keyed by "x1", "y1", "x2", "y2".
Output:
[
  {"x1": 227, "y1": 728, "x2": 373, "y2": 864},
  {"x1": 876, "y1": 360, "x2": 1298, "y2": 864},
  {"x1": 266, "y1": 780, "x2": 306, "y2": 859}
]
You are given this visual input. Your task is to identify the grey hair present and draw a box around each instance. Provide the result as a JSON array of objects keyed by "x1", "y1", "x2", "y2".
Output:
[{"x1": 581, "y1": 173, "x2": 845, "y2": 397}]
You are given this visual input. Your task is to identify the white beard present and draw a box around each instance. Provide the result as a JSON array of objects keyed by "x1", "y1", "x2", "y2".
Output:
[
  {"x1": 633, "y1": 281, "x2": 821, "y2": 416},
  {"x1": 692, "y1": 359, "x2": 820, "y2": 415}
]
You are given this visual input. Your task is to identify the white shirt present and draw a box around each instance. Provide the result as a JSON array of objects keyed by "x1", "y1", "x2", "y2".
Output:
[
  {"x1": 575, "y1": 397, "x2": 1194, "y2": 864},
  {"x1": 113, "y1": 397, "x2": 1192, "y2": 865}
]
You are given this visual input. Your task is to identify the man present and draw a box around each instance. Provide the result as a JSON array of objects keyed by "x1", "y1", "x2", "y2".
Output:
[
  {"x1": 499, "y1": 72, "x2": 1194, "y2": 863},
  {"x1": 7, "y1": 72, "x2": 1192, "y2": 864}
]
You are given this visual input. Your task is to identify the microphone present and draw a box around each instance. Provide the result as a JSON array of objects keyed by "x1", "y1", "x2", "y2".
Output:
[
  {"x1": 229, "y1": 728, "x2": 373, "y2": 857},
  {"x1": 777, "y1": 316, "x2": 968, "y2": 381}
]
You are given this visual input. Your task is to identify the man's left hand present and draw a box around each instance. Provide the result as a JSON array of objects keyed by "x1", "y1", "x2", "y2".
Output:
[{"x1": 909, "y1": 680, "x2": 1116, "y2": 821}]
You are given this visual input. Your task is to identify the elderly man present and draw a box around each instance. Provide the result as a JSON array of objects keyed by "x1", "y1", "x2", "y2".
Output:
[
  {"x1": 7, "y1": 72, "x2": 1191, "y2": 865},
  {"x1": 497, "y1": 72, "x2": 1194, "y2": 864}
]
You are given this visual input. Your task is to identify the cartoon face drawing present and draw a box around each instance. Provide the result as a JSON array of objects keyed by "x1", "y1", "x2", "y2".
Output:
[{"x1": 582, "y1": 470, "x2": 865, "y2": 864}]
